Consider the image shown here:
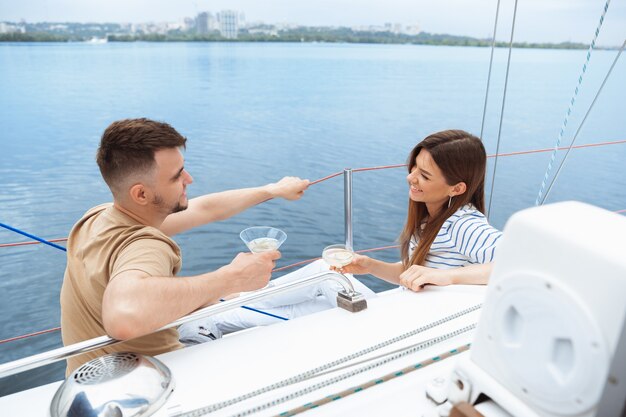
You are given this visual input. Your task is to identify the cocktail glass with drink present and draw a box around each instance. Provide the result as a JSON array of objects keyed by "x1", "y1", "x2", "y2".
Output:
[
  {"x1": 322, "y1": 244, "x2": 354, "y2": 269},
  {"x1": 239, "y1": 226, "x2": 287, "y2": 253}
]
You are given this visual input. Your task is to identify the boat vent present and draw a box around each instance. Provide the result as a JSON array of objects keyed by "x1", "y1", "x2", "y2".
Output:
[
  {"x1": 74, "y1": 352, "x2": 141, "y2": 385},
  {"x1": 50, "y1": 352, "x2": 175, "y2": 417}
]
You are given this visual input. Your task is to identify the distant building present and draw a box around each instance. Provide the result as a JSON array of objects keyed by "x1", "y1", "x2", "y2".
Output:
[
  {"x1": 207, "y1": 14, "x2": 218, "y2": 32},
  {"x1": 196, "y1": 12, "x2": 209, "y2": 34},
  {"x1": 183, "y1": 17, "x2": 196, "y2": 32},
  {"x1": 167, "y1": 22, "x2": 183, "y2": 32},
  {"x1": 248, "y1": 27, "x2": 278, "y2": 36},
  {"x1": 0, "y1": 23, "x2": 24, "y2": 34},
  {"x1": 217, "y1": 10, "x2": 239, "y2": 39},
  {"x1": 404, "y1": 24, "x2": 421, "y2": 36}
]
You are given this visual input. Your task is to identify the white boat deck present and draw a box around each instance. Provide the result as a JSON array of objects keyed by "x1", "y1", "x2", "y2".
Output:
[{"x1": 0, "y1": 285, "x2": 486, "y2": 416}]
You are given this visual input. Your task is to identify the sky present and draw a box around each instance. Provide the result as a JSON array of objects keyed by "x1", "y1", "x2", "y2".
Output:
[{"x1": 1, "y1": 0, "x2": 624, "y2": 46}]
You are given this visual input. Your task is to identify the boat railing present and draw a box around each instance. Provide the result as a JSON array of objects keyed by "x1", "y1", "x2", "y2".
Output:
[
  {"x1": 1, "y1": 140, "x2": 626, "y2": 372},
  {"x1": 0, "y1": 270, "x2": 365, "y2": 379}
]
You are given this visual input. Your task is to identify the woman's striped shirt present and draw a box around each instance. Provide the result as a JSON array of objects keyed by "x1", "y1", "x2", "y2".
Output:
[{"x1": 410, "y1": 204, "x2": 502, "y2": 269}]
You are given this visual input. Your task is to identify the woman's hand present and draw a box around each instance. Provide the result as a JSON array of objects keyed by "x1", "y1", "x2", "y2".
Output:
[
  {"x1": 333, "y1": 253, "x2": 372, "y2": 275},
  {"x1": 399, "y1": 265, "x2": 454, "y2": 292}
]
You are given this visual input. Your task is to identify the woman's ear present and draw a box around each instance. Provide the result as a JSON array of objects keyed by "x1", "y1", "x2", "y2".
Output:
[{"x1": 451, "y1": 182, "x2": 467, "y2": 197}]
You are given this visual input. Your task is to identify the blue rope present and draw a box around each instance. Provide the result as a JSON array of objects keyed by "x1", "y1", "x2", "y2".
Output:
[
  {"x1": 0, "y1": 222, "x2": 67, "y2": 252},
  {"x1": 0, "y1": 221, "x2": 287, "y2": 320},
  {"x1": 220, "y1": 299, "x2": 288, "y2": 321},
  {"x1": 535, "y1": 0, "x2": 611, "y2": 206}
]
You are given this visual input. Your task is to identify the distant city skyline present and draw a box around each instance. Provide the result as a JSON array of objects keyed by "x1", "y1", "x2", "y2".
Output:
[{"x1": 2, "y1": 0, "x2": 624, "y2": 46}]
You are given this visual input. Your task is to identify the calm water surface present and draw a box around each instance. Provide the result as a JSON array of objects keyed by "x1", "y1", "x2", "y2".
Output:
[{"x1": 0, "y1": 42, "x2": 624, "y2": 394}]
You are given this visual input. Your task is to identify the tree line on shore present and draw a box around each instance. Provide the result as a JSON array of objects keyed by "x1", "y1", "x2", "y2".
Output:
[{"x1": 0, "y1": 27, "x2": 591, "y2": 50}]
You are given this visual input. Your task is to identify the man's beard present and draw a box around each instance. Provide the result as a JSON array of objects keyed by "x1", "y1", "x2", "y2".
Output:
[
  {"x1": 152, "y1": 194, "x2": 188, "y2": 215},
  {"x1": 171, "y1": 201, "x2": 188, "y2": 214}
]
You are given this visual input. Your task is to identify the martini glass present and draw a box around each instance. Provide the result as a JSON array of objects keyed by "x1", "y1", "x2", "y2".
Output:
[
  {"x1": 322, "y1": 244, "x2": 354, "y2": 268},
  {"x1": 322, "y1": 244, "x2": 356, "y2": 295},
  {"x1": 239, "y1": 226, "x2": 287, "y2": 290},
  {"x1": 239, "y1": 226, "x2": 287, "y2": 253}
]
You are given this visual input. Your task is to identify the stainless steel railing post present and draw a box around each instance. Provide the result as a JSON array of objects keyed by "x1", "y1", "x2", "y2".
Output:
[{"x1": 344, "y1": 168, "x2": 353, "y2": 251}]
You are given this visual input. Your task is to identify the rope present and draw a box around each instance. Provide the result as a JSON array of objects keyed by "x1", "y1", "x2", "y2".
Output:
[
  {"x1": 173, "y1": 304, "x2": 481, "y2": 417},
  {"x1": 0, "y1": 326, "x2": 61, "y2": 345},
  {"x1": 274, "y1": 245, "x2": 400, "y2": 273},
  {"x1": 490, "y1": 139, "x2": 626, "y2": 158},
  {"x1": 2, "y1": 141, "x2": 625, "y2": 249},
  {"x1": 539, "y1": 39, "x2": 625, "y2": 205},
  {"x1": 352, "y1": 163, "x2": 407, "y2": 173},
  {"x1": 274, "y1": 344, "x2": 470, "y2": 417},
  {"x1": 0, "y1": 237, "x2": 68, "y2": 248},
  {"x1": 487, "y1": 0, "x2": 519, "y2": 219},
  {"x1": 0, "y1": 223, "x2": 67, "y2": 251},
  {"x1": 535, "y1": 0, "x2": 612, "y2": 206},
  {"x1": 220, "y1": 299, "x2": 288, "y2": 321},
  {"x1": 228, "y1": 325, "x2": 475, "y2": 417},
  {"x1": 480, "y1": 0, "x2": 502, "y2": 140}
]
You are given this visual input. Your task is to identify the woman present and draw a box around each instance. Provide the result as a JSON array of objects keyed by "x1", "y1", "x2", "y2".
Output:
[
  {"x1": 178, "y1": 129, "x2": 500, "y2": 344},
  {"x1": 341, "y1": 129, "x2": 501, "y2": 291}
]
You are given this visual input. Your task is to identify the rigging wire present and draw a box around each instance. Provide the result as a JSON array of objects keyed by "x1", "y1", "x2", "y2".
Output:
[
  {"x1": 535, "y1": 0, "x2": 612, "y2": 205},
  {"x1": 479, "y1": 0, "x2": 502, "y2": 140},
  {"x1": 487, "y1": 0, "x2": 519, "y2": 219},
  {"x1": 539, "y1": 39, "x2": 625, "y2": 205}
]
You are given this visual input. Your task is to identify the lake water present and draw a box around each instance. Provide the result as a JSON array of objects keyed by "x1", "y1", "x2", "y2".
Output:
[{"x1": 0, "y1": 42, "x2": 624, "y2": 394}]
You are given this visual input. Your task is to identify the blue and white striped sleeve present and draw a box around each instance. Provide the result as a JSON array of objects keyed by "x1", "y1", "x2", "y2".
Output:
[{"x1": 449, "y1": 214, "x2": 502, "y2": 264}]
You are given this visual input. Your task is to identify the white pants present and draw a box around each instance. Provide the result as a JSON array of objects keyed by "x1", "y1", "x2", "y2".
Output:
[{"x1": 178, "y1": 260, "x2": 376, "y2": 344}]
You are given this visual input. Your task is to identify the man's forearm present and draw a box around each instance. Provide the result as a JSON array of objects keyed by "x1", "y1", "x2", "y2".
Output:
[
  {"x1": 190, "y1": 186, "x2": 273, "y2": 221},
  {"x1": 102, "y1": 267, "x2": 237, "y2": 340}
]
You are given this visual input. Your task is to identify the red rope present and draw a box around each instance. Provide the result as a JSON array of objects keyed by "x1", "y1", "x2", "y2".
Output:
[
  {"x1": 353, "y1": 163, "x2": 407, "y2": 172},
  {"x1": 1, "y1": 139, "x2": 624, "y2": 344},
  {"x1": 489, "y1": 139, "x2": 626, "y2": 158},
  {"x1": 2, "y1": 139, "x2": 625, "y2": 248},
  {"x1": 0, "y1": 326, "x2": 61, "y2": 345},
  {"x1": 273, "y1": 245, "x2": 400, "y2": 273},
  {"x1": 0, "y1": 238, "x2": 68, "y2": 248},
  {"x1": 310, "y1": 171, "x2": 343, "y2": 185}
]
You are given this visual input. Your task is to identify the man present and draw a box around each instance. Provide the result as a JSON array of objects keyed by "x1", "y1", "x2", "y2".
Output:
[{"x1": 60, "y1": 118, "x2": 309, "y2": 374}]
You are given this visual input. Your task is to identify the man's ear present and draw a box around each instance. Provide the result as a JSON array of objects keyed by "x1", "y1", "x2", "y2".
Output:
[
  {"x1": 129, "y1": 183, "x2": 149, "y2": 206},
  {"x1": 451, "y1": 182, "x2": 467, "y2": 197}
]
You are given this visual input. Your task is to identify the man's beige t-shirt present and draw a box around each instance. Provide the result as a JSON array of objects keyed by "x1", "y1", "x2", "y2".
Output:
[{"x1": 60, "y1": 203, "x2": 184, "y2": 375}]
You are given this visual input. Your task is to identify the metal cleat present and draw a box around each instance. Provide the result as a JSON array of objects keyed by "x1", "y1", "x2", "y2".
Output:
[{"x1": 336, "y1": 291, "x2": 367, "y2": 312}]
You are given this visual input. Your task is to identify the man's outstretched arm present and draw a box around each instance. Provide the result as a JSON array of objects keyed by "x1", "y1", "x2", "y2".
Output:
[{"x1": 160, "y1": 176, "x2": 309, "y2": 236}]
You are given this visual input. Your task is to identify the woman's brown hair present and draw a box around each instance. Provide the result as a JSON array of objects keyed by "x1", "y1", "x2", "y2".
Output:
[{"x1": 399, "y1": 130, "x2": 486, "y2": 269}]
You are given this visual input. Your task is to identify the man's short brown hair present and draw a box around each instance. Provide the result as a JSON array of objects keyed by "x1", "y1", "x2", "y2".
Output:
[{"x1": 96, "y1": 118, "x2": 187, "y2": 196}]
